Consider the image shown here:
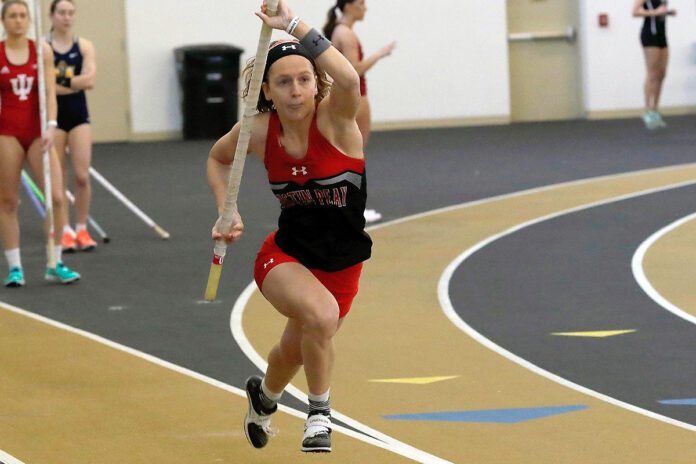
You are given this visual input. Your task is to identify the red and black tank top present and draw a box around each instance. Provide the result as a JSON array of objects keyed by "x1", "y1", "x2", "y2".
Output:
[
  {"x1": 0, "y1": 40, "x2": 40, "y2": 137},
  {"x1": 264, "y1": 111, "x2": 372, "y2": 271}
]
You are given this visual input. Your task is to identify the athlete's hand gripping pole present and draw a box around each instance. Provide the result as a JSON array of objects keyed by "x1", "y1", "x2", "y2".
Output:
[
  {"x1": 204, "y1": 0, "x2": 279, "y2": 301},
  {"x1": 33, "y1": 0, "x2": 56, "y2": 269}
]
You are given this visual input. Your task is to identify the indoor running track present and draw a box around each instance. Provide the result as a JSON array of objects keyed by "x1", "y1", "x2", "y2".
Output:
[{"x1": 2, "y1": 116, "x2": 696, "y2": 463}]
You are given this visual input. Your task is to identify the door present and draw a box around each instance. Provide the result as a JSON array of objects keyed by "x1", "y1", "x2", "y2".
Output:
[
  {"x1": 507, "y1": 0, "x2": 583, "y2": 122},
  {"x1": 38, "y1": 0, "x2": 131, "y2": 142}
]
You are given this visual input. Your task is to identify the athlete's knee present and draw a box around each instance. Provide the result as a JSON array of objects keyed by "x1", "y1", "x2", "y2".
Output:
[
  {"x1": 51, "y1": 189, "x2": 65, "y2": 209},
  {"x1": 301, "y1": 300, "x2": 340, "y2": 339},
  {"x1": 74, "y1": 171, "x2": 90, "y2": 189},
  {"x1": 0, "y1": 194, "x2": 19, "y2": 214}
]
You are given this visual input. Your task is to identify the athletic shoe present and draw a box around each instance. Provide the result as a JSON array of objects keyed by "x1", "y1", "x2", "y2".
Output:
[
  {"x1": 45, "y1": 263, "x2": 81, "y2": 284},
  {"x1": 244, "y1": 375, "x2": 277, "y2": 449},
  {"x1": 62, "y1": 231, "x2": 77, "y2": 253},
  {"x1": 4, "y1": 267, "x2": 25, "y2": 287},
  {"x1": 653, "y1": 112, "x2": 667, "y2": 128},
  {"x1": 75, "y1": 229, "x2": 97, "y2": 251},
  {"x1": 301, "y1": 413, "x2": 332, "y2": 453},
  {"x1": 364, "y1": 208, "x2": 382, "y2": 223},
  {"x1": 642, "y1": 111, "x2": 660, "y2": 130}
]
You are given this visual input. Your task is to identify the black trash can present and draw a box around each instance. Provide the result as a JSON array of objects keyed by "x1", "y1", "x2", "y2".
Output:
[{"x1": 174, "y1": 44, "x2": 244, "y2": 139}]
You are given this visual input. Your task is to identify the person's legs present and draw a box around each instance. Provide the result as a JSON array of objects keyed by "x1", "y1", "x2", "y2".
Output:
[
  {"x1": 0, "y1": 136, "x2": 25, "y2": 252},
  {"x1": 245, "y1": 261, "x2": 340, "y2": 451},
  {"x1": 642, "y1": 47, "x2": 664, "y2": 129},
  {"x1": 0, "y1": 136, "x2": 27, "y2": 286},
  {"x1": 264, "y1": 318, "x2": 304, "y2": 393},
  {"x1": 53, "y1": 129, "x2": 76, "y2": 252},
  {"x1": 261, "y1": 262, "x2": 340, "y2": 396},
  {"x1": 652, "y1": 47, "x2": 669, "y2": 127},
  {"x1": 26, "y1": 142, "x2": 80, "y2": 283},
  {"x1": 68, "y1": 124, "x2": 96, "y2": 250}
]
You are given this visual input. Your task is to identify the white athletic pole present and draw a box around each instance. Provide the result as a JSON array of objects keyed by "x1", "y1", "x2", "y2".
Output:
[
  {"x1": 204, "y1": 0, "x2": 279, "y2": 301},
  {"x1": 88, "y1": 166, "x2": 169, "y2": 239},
  {"x1": 33, "y1": 0, "x2": 56, "y2": 268}
]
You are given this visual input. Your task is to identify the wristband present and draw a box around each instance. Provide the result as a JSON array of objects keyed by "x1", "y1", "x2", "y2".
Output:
[
  {"x1": 286, "y1": 16, "x2": 301, "y2": 35},
  {"x1": 48, "y1": 120, "x2": 58, "y2": 128},
  {"x1": 299, "y1": 28, "x2": 331, "y2": 59}
]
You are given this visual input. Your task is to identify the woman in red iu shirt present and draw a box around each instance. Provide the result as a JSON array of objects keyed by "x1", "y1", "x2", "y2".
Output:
[
  {"x1": 0, "y1": 0, "x2": 80, "y2": 287},
  {"x1": 208, "y1": 0, "x2": 371, "y2": 453}
]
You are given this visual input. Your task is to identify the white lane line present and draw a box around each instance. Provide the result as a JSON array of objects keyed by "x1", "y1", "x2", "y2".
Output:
[
  {"x1": 632, "y1": 212, "x2": 696, "y2": 326},
  {"x1": 367, "y1": 162, "x2": 696, "y2": 233},
  {"x1": 0, "y1": 301, "x2": 246, "y2": 396},
  {"x1": 2, "y1": 164, "x2": 694, "y2": 460},
  {"x1": 438, "y1": 180, "x2": 696, "y2": 433},
  {"x1": 0, "y1": 301, "x2": 337, "y2": 452},
  {"x1": 0, "y1": 450, "x2": 26, "y2": 464},
  {"x1": 0, "y1": 297, "x2": 449, "y2": 462},
  {"x1": 230, "y1": 282, "x2": 453, "y2": 464}
]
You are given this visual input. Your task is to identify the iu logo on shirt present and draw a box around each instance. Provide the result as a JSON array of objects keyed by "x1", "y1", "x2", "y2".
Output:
[
  {"x1": 10, "y1": 74, "x2": 34, "y2": 101},
  {"x1": 291, "y1": 166, "x2": 308, "y2": 176}
]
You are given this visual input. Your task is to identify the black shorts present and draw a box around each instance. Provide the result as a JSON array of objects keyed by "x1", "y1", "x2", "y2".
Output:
[
  {"x1": 641, "y1": 29, "x2": 667, "y2": 48},
  {"x1": 57, "y1": 92, "x2": 90, "y2": 132}
]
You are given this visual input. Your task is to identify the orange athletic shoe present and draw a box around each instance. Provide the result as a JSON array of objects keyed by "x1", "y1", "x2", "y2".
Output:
[
  {"x1": 62, "y1": 231, "x2": 77, "y2": 253},
  {"x1": 76, "y1": 229, "x2": 97, "y2": 251}
]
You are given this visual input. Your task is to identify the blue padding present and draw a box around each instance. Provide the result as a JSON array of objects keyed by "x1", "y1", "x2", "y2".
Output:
[
  {"x1": 383, "y1": 405, "x2": 588, "y2": 424},
  {"x1": 658, "y1": 399, "x2": 696, "y2": 405}
]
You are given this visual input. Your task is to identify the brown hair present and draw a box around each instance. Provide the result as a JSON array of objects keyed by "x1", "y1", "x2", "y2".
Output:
[
  {"x1": 49, "y1": 0, "x2": 74, "y2": 14},
  {"x1": 323, "y1": 0, "x2": 354, "y2": 40},
  {"x1": 242, "y1": 40, "x2": 331, "y2": 113},
  {"x1": 1, "y1": 0, "x2": 30, "y2": 20}
]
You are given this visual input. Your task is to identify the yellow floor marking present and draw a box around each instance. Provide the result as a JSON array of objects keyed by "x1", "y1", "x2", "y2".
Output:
[
  {"x1": 369, "y1": 376, "x2": 459, "y2": 385},
  {"x1": 551, "y1": 330, "x2": 637, "y2": 338},
  {"x1": 245, "y1": 164, "x2": 696, "y2": 463}
]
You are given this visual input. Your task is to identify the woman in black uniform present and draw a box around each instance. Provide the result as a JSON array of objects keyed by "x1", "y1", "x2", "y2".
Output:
[
  {"x1": 48, "y1": 0, "x2": 97, "y2": 251},
  {"x1": 633, "y1": 0, "x2": 676, "y2": 129},
  {"x1": 209, "y1": 0, "x2": 370, "y2": 452}
]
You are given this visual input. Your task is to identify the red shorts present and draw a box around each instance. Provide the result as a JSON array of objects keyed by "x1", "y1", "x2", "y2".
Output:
[
  {"x1": 0, "y1": 133, "x2": 38, "y2": 152},
  {"x1": 254, "y1": 231, "x2": 363, "y2": 318}
]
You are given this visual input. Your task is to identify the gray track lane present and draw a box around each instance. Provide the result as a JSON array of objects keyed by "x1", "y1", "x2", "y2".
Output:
[{"x1": 449, "y1": 183, "x2": 696, "y2": 424}]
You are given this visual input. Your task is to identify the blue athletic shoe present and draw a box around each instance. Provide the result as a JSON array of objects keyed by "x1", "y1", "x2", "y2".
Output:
[
  {"x1": 642, "y1": 111, "x2": 661, "y2": 130},
  {"x1": 4, "y1": 267, "x2": 25, "y2": 287},
  {"x1": 45, "y1": 263, "x2": 80, "y2": 284}
]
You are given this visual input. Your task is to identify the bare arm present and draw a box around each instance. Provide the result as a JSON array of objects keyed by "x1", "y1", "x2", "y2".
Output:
[
  {"x1": 297, "y1": 21, "x2": 361, "y2": 122},
  {"x1": 207, "y1": 124, "x2": 240, "y2": 215},
  {"x1": 43, "y1": 42, "x2": 57, "y2": 122},
  {"x1": 256, "y1": 0, "x2": 361, "y2": 122},
  {"x1": 41, "y1": 42, "x2": 57, "y2": 151},
  {"x1": 633, "y1": 1, "x2": 676, "y2": 17},
  {"x1": 207, "y1": 115, "x2": 267, "y2": 211},
  {"x1": 56, "y1": 38, "x2": 96, "y2": 95},
  {"x1": 333, "y1": 26, "x2": 395, "y2": 76},
  {"x1": 71, "y1": 38, "x2": 96, "y2": 90}
]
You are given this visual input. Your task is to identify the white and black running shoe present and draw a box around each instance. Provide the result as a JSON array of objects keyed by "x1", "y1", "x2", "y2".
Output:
[
  {"x1": 244, "y1": 375, "x2": 277, "y2": 448},
  {"x1": 301, "y1": 413, "x2": 332, "y2": 453}
]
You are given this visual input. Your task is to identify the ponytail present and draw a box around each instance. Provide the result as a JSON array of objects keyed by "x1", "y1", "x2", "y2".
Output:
[{"x1": 322, "y1": 5, "x2": 339, "y2": 39}]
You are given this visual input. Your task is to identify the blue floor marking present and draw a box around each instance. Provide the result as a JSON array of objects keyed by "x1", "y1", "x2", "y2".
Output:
[
  {"x1": 658, "y1": 399, "x2": 696, "y2": 405},
  {"x1": 383, "y1": 405, "x2": 588, "y2": 424}
]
